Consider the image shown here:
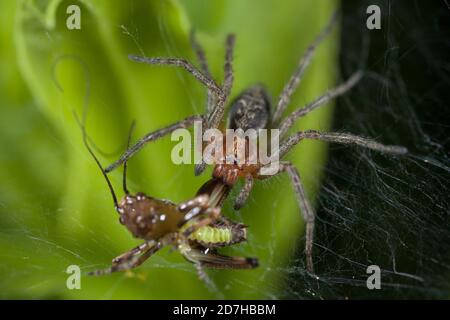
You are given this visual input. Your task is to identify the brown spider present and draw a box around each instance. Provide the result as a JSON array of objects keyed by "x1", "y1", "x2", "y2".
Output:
[
  {"x1": 104, "y1": 11, "x2": 407, "y2": 273},
  {"x1": 77, "y1": 120, "x2": 258, "y2": 277}
]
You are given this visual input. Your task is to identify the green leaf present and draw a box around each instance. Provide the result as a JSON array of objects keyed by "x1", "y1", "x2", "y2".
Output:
[{"x1": 0, "y1": 0, "x2": 338, "y2": 298}]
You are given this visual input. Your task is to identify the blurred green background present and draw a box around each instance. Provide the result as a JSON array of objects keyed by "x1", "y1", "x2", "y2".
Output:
[{"x1": 0, "y1": 0, "x2": 339, "y2": 299}]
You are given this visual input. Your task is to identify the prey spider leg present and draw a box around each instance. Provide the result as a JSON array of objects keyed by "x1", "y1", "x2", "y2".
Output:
[
  {"x1": 111, "y1": 240, "x2": 155, "y2": 265},
  {"x1": 89, "y1": 240, "x2": 160, "y2": 276},
  {"x1": 185, "y1": 246, "x2": 259, "y2": 269}
]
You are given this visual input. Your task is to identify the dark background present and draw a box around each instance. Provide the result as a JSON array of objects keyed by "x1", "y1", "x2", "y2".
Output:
[{"x1": 285, "y1": 0, "x2": 450, "y2": 299}]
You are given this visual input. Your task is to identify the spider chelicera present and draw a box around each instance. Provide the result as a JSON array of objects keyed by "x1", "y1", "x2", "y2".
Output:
[
  {"x1": 104, "y1": 11, "x2": 407, "y2": 273},
  {"x1": 77, "y1": 119, "x2": 258, "y2": 277}
]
